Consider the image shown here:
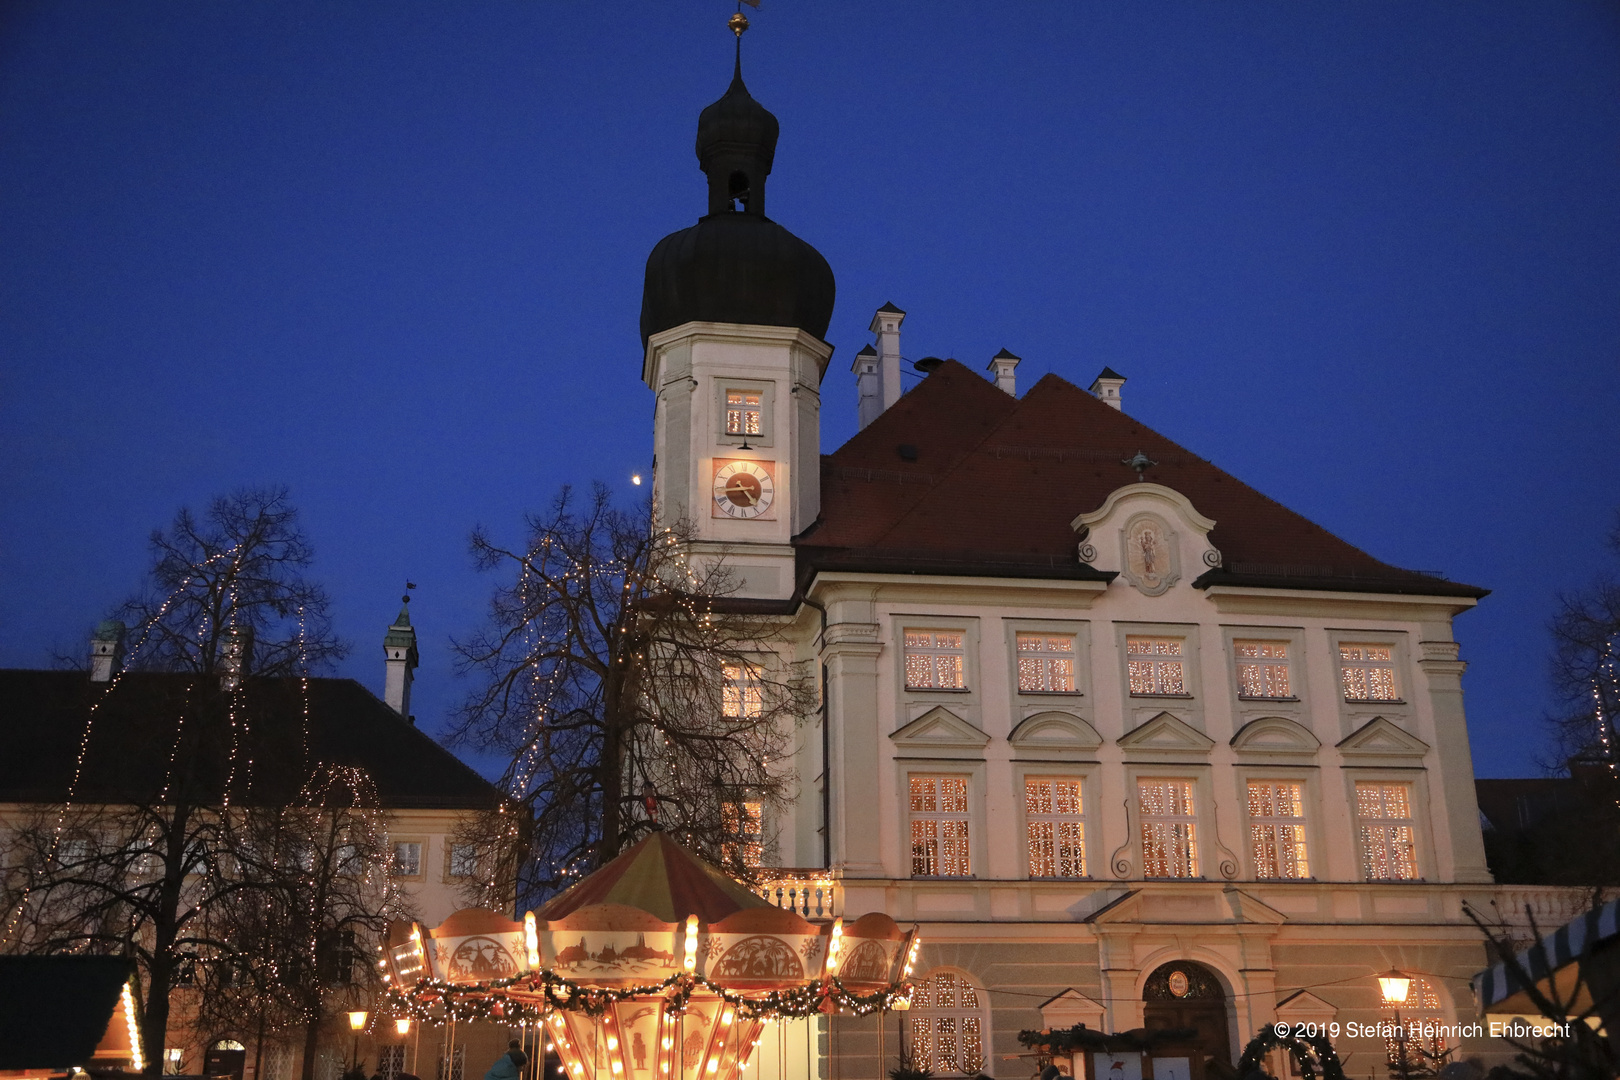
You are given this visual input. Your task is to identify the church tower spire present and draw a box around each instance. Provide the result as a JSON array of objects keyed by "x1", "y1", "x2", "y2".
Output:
[{"x1": 639, "y1": 17, "x2": 835, "y2": 600}]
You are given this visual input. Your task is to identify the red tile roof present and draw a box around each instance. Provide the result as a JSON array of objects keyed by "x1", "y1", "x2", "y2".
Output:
[{"x1": 795, "y1": 361, "x2": 1485, "y2": 598}]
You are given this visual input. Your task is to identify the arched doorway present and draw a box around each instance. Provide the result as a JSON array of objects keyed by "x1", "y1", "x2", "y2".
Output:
[
  {"x1": 1142, "y1": 961, "x2": 1230, "y2": 1080},
  {"x1": 204, "y1": 1038, "x2": 247, "y2": 1080}
]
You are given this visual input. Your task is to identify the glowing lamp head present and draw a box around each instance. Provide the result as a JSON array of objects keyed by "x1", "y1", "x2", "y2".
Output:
[
  {"x1": 525, "y1": 911, "x2": 541, "y2": 969},
  {"x1": 396, "y1": 1017, "x2": 412, "y2": 1035},
  {"x1": 1378, "y1": 969, "x2": 1412, "y2": 1005},
  {"x1": 348, "y1": 1010, "x2": 369, "y2": 1031}
]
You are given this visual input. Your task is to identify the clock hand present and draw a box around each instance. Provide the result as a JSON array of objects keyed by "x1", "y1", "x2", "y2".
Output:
[{"x1": 724, "y1": 480, "x2": 759, "y2": 506}]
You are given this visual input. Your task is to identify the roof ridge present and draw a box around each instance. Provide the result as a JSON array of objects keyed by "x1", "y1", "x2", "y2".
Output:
[{"x1": 861, "y1": 362, "x2": 1043, "y2": 552}]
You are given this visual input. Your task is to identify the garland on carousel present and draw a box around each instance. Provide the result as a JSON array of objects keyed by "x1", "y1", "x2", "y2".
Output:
[{"x1": 384, "y1": 968, "x2": 914, "y2": 1025}]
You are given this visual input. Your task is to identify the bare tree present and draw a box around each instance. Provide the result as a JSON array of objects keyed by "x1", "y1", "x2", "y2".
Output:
[
  {"x1": 448, "y1": 483, "x2": 816, "y2": 901},
  {"x1": 2, "y1": 486, "x2": 349, "y2": 1074},
  {"x1": 1547, "y1": 510, "x2": 1620, "y2": 800},
  {"x1": 114, "y1": 485, "x2": 346, "y2": 677},
  {"x1": 199, "y1": 766, "x2": 405, "y2": 1080}
]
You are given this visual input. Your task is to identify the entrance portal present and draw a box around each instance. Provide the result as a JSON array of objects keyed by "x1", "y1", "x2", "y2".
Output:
[{"x1": 1142, "y1": 961, "x2": 1230, "y2": 1080}]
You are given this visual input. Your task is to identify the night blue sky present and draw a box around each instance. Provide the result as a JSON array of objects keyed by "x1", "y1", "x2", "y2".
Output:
[{"x1": 3, "y1": 2, "x2": 1617, "y2": 780}]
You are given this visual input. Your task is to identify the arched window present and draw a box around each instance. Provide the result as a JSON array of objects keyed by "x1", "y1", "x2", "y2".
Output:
[
  {"x1": 1382, "y1": 976, "x2": 1450, "y2": 1067},
  {"x1": 907, "y1": 969, "x2": 989, "y2": 1075}
]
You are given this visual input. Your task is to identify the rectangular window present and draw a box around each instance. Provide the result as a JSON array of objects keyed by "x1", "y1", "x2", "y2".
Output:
[
  {"x1": 1016, "y1": 634, "x2": 1076, "y2": 692},
  {"x1": 725, "y1": 389, "x2": 762, "y2": 436},
  {"x1": 722, "y1": 662, "x2": 763, "y2": 718},
  {"x1": 905, "y1": 630, "x2": 966, "y2": 690},
  {"x1": 1138, "y1": 778, "x2": 1198, "y2": 877},
  {"x1": 1235, "y1": 640, "x2": 1291, "y2": 698},
  {"x1": 1248, "y1": 780, "x2": 1311, "y2": 879},
  {"x1": 910, "y1": 776, "x2": 971, "y2": 877},
  {"x1": 721, "y1": 800, "x2": 764, "y2": 869},
  {"x1": 378, "y1": 1047, "x2": 407, "y2": 1080},
  {"x1": 391, "y1": 842, "x2": 421, "y2": 877},
  {"x1": 448, "y1": 843, "x2": 478, "y2": 879},
  {"x1": 1127, "y1": 636, "x2": 1186, "y2": 695},
  {"x1": 1026, "y1": 778, "x2": 1085, "y2": 878},
  {"x1": 1340, "y1": 643, "x2": 1398, "y2": 701},
  {"x1": 1356, "y1": 781, "x2": 1419, "y2": 880}
]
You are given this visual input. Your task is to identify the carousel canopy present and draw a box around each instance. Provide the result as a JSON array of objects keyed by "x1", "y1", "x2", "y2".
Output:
[{"x1": 536, "y1": 832, "x2": 772, "y2": 923}]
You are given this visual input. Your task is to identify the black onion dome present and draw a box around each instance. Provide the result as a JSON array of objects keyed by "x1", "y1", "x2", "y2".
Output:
[
  {"x1": 696, "y1": 66, "x2": 779, "y2": 174},
  {"x1": 641, "y1": 214, "x2": 835, "y2": 346},
  {"x1": 639, "y1": 55, "x2": 835, "y2": 348}
]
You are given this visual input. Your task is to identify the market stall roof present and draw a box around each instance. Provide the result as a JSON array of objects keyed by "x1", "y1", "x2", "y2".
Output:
[
  {"x1": 536, "y1": 831, "x2": 772, "y2": 923},
  {"x1": 0, "y1": 956, "x2": 138, "y2": 1070},
  {"x1": 1473, "y1": 895, "x2": 1620, "y2": 1014}
]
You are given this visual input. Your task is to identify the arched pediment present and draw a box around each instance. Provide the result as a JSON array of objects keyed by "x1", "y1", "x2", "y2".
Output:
[
  {"x1": 1008, "y1": 711, "x2": 1103, "y2": 754},
  {"x1": 1336, "y1": 716, "x2": 1430, "y2": 762},
  {"x1": 891, "y1": 706, "x2": 990, "y2": 755},
  {"x1": 1230, "y1": 716, "x2": 1321, "y2": 758},
  {"x1": 1117, "y1": 711, "x2": 1215, "y2": 755}
]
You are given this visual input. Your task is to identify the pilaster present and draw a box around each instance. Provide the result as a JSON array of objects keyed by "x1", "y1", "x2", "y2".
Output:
[
  {"x1": 821, "y1": 620, "x2": 885, "y2": 877},
  {"x1": 1418, "y1": 637, "x2": 1492, "y2": 883}
]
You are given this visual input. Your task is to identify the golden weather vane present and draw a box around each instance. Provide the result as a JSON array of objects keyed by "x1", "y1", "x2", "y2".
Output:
[{"x1": 729, "y1": 0, "x2": 760, "y2": 38}]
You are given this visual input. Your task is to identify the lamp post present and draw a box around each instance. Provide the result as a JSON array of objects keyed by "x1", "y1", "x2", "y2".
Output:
[
  {"x1": 1377, "y1": 969, "x2": 1412, "y2": 1080},
  {"x1": 348, "y1": 1010, "x2": 369, "y2": 1071}
]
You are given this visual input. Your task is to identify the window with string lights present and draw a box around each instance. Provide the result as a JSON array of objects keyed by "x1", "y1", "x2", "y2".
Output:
[
  {"x1": 1137, "y1": 777, "x2": 1199, "y2": 878},
  {"x1": 1381, "y1": 975, "x2": 1452, "y2": 1066},
  {"x1": 910, "y1": 775, "x2": 971, "y2": 877},
  {"x1": 1016, "y1": 633, "x2": 1077, "y2": 692},
  {"x1": 1024, "y1": 776, "x2": 1085, "y2": 878},
  {"x1": 1234, "y1": 640, "x2": 1293, "y2": 699},
  {"x1": 1246, "y1": 780, "x2": 1311, "y2": 879},
  {"x1": 1355, "y1": 780, "x2": 1420, "y2": 880},
  {"x1": 906, "y1": 969, "x2": 989, "y2": 1076},
  {"x1": 722, "y1": 662, "x2": 763, "y2": 719},
  {"x1": 904, "y1": 630, "x2": 968, "y2": 690},
  {"x1": 720, "y1": 799, "x2": 764, "y2": 869},
  {"x1": 715, "y1": 380, "x2": 774, "y2": 447},
  {"x1": 1339, "y1": 643, "x2": 1401, "y2": 702},
  {"x1": 1127, "y1": 636, "x2": 1188, "y2": 696}
]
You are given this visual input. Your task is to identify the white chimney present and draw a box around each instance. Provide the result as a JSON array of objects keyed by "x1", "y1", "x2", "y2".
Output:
[
  {"x1": 987, "y1": 348, "x2": 1020, "y2": 396},
  {"x1": 89, "y1": 620, "x2": 124, "y2": 683},
  {"x1": 853, "y1": 344, "x2": 881, "y2": 429},
  {"x1": 1089, "y1": 366, "x2": 1126, "y2": 411},
  {"x1": 383, "y1": 602, "x2": 419, "y2": 720},
  {"x1": 869, "y1": 302, "x2": 906, "y2": 414},
  {"x1": 219, "y1": 626, "x2": 253, "y2": 690}
]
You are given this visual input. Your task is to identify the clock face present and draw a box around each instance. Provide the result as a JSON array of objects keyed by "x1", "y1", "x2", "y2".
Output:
[{"x1": 712, "y1": 459, "x2": 776, "y2": 519}]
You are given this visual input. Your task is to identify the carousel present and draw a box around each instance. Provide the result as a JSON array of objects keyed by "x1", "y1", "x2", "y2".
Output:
[{"x1": 382, "y1": 834, "x2": 919, "y2": 1080}]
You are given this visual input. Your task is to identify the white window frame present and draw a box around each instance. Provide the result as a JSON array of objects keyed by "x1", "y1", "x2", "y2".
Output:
[
  {"x1": 1015, "y1": 632, "x2": 1080, "y2": 694},
  {"x1": 390, "y1": 840, "x2": 424, "y2": 879},
  {"x1": 1353, "y1": 778, "x2": 1422, "y2": 881},
  {"x1": 1245, "y1": 777, "x2": 1312, "y2": 880},
  {"x1": 1126, "y1": 635, "x2": 1188, "y2": 696},
  {"x1": 904, "y1": 628, "x2": 969, "y2": 691},
  {"x1": 446, "y1": 842, "x2": 479, "y2": 881},
  {"x1": 721, "y1": 798, "x2": 766, "y2": 869},
  {"x1": 1233, "y1": 639, "x2": 1295, "y2": 700},
  {"x1": 722, "y1": 660, "x2": 764, "y2": 719},
  {"x1": 1136, "y1": 776, "x2": 1201, "y2": 879},
  {"x1": 1338, "y1": 641, "x2": 1402, "y2": 703},
  {"x1": 714, "y1": 379, "x2": 775, "y2": 448},
  {"x1": 907, "y1": 773, "x2": 974, "y2": 878},
  {"x1": 907, "y1": 968, "x2": 991, "y2": 1076},
  {"x1": 1023, "y1": 774, "x2": 1087, "y2": 879}
]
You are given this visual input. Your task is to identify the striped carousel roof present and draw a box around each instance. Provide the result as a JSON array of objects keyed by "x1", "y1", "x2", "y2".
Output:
[{"x1": 536, "y1": 832, "x2": 771, "y2": 923}]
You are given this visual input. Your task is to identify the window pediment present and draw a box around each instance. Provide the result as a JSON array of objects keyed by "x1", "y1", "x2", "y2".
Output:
[
  {"x1": 891, "y1": 706, "x2": 990, "y2": 753},
  {"x1": 1336, "y1": 716, "x2": 1430, "y2": 762},
  {"x1": 1008, "y1": 711, "x2": 1102, "y2": 753},
  {"x1": 1230, "y1": 716, "x2": 1320, "y2": 758},
  {"x1": 1118, "y1": 711, "x2": 1215, "y2": 756}
]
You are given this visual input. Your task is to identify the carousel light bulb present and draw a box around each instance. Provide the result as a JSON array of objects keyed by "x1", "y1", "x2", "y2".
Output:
[
  {"x1": 546, "y1": 1044, "x2": 554, "y2": 1053},
  {"x1": 662, "y1": 1038, "x2": 672, "y2": 1050},
  {"x1": 525, "y1": 911, "x2": 541, "y2": 969},
  {"x1": 684, "y1": 914, "x2": 700, "y2": 972},
  {"x1": 612, "y1": 1064, "x2": 623, "y2": 1074},
  {"x1": 608, "y1": 1038, "x2": 618, "y2": 1050}
]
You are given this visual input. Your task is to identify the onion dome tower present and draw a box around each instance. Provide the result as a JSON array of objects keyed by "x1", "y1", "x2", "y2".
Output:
[
  {"x1": 640, "y1": 15, "x2": 836, "y2": 601},
  {"x1": 639, "y1": 26, "x2": 835, "y2": 347}
]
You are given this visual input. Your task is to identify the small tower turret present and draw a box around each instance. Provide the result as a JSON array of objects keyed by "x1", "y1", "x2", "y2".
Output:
[{"x1": 383, "y1": 594, "x2": 419, "y2": 721}]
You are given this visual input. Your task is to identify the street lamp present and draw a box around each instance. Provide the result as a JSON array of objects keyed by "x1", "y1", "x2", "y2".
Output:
[
  {"x1": 1378, "y1": 970, "x2": 1412, "y2": 1080},
  {"x1": 396, "y1": 1016, "x2": 412, "y2": 1036},
  {"x1": 348, "y1": 1010, "x2": 369, "y2": 1070}
]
